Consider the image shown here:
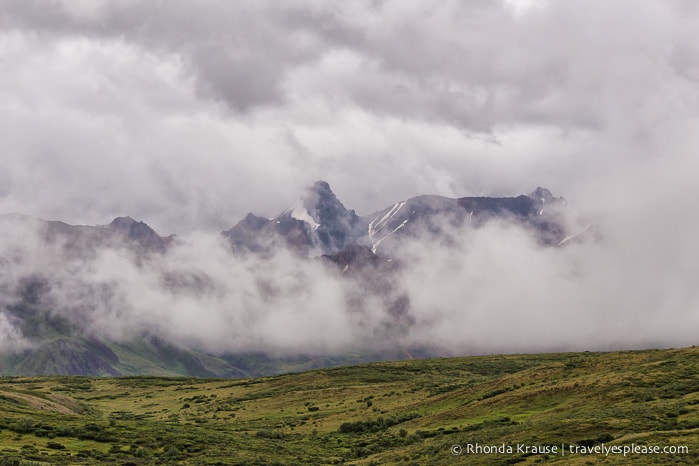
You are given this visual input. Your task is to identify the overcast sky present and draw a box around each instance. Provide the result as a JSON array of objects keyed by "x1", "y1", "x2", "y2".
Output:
[
  {"x1": 1, "y1": 0, "x2": 699, "y2": 236},
  {"x1": 2, "y1": 0, "x2": 699, "y2": 356}
]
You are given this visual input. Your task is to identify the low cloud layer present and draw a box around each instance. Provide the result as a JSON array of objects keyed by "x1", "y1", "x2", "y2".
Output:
[
  {"x1": 1, "y1": 198, "x2": 697, "y2": 356},
  {"x1": 1, "y1": 1, "x2": 698, "y2": 355}
]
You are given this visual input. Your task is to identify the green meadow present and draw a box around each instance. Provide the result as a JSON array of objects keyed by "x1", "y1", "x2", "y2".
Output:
[{"x1": 1, "y1": 347, "x2": 698, "y2": 465}]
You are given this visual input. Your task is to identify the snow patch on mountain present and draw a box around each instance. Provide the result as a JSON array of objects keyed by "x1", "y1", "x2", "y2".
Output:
[
  {"x1": 291, "y1": 207, "x2": 320, "y2": 231},
  {"x1": 368, "y1": 201, "x2": 407, "y2": 251},
  {"x1": 371, "y1": 218, "x2": 409, "y2": 254},
  {"x1": 558, "y1": 223, "x2": 593, "y2": 246}
]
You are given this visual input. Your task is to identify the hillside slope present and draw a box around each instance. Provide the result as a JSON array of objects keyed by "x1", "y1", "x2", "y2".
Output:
[{"x1": 1, "y1": 347, "x2": 698, "y2": 465}]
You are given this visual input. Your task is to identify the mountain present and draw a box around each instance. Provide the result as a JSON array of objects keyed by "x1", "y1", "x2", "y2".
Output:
[
  {"x1": 222, "y1": 180, "x2": 364, "y2": 255},
  {"x1": 0, "y1": 213, "x2": 174, "y2": 258},
  {"x1": 224, "y1": 181, "x2": 568, "y2": 259},
  {"x1": 1, "y1": 278, "x2": 419, "y2": 377},
  {"x1": 105, "y1": 216, "x2": 174, "y2": 253},
  {"x1": 0, "y1": 182, "x2": 574, "y2": 378}
]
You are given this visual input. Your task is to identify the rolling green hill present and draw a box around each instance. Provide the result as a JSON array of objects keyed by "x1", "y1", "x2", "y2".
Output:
[{"x1": 1, "y1": 347, "x2": 698, "y2": 465}]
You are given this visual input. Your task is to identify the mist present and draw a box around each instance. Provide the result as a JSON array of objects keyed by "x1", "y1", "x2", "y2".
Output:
[
  {"x1": 1, "y1": 0, "x2": 699, "y2": 357},
  {"x1": 2, "y1": 180, "x2": 698, "y2": 357}
]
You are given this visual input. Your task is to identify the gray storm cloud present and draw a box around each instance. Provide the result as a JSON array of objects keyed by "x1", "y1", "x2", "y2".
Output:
[
  {"x1": 1, "y1": 0, "x2": 698, "y2": 354},
  {"x1": 1, "y1": 0, "x2": 698, "y2": 231}
]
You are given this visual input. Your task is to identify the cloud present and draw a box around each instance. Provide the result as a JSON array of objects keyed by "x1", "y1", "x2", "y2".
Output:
[
  {"x1": 397, "y1": 218, "x2": 699, "y2": 354},
  {"x1": 2, "y1": 194, "x2": 697, "y2": 357},
  {"x1": 1, "y1": 0, "x2": 699, "y2": 356},
  {"x1": 0, "y1": 220, "x2": 400, "y2": 354},
  {"x1": 1, "y1": 0, "x2": 698, "y2": 233}
]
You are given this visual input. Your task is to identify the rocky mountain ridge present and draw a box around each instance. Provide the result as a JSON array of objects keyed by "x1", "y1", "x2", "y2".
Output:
[{"x1": 223, "y1": 180, "x2": 568, "y2": 259}]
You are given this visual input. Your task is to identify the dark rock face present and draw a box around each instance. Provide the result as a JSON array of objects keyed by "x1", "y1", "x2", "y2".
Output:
[
  {"x1": 531, "y1": 187, "x2": 556, "y2": 204},
  {"x1": 322, "y1": 243, "x2": 381, "y2": 271},
  {"x1": 108, "y1": 216, "x2": 172, "y2": 252},
  {"x1": 223, "y1": 213, "x2": 278, "y2": 254},
  {"x1": 304, "y1": 181, "x2": 363, "y2": 253},
  {"x1": 222, "y1": 213, "x2": 313, "y2": 255},
  {"x1": 222, "y1": 180, "x2": 363, "y2": 255}
]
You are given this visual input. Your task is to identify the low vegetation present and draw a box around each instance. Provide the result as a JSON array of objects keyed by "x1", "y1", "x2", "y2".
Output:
[{"x1": 1, "y1": 347, "x2": 699, "y2": 464}]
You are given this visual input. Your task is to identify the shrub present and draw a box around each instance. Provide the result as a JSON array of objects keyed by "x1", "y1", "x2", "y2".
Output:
[
  {"x1": 56, "y1": 426, "x2": 74, "y2": 437},
  {"x1": 163, "y1": 446, "x2": 180, "y2": 459},
  {"x1": 255, "y1": 430, "x2": 284, "y2": 439},
  {"x1": 84, "y1": 422, "x2": 102, "y2": 432},
  {"x1": 16, "y1": 417, "x2": 34, "y2": 433},
  {"x1": 338, "y1": 413, "x2": 420, "y2": 434}
]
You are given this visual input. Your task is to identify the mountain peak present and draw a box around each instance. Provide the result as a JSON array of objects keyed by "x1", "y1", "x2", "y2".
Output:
[
  {"x1": 305, "y1": 180, "x2": 338, "y2": 207},
  {"x1": 529, "y1": 187, "x2": 555, "y2": 203},
  {"x1": 295, "y1": 180, "x2": 361, "y2": 253},
  {"x1": 301, "y1": 181, "x2": 343, "y2": 217},
  {"x1": 107, "y1": 217, "x2": 170, "y2": 251},
  {"x1": 110, "y1": 216, "x2": 136, "y2": 226},
  {"x1": 312, "y1": 180, "x2": 332, "y2": 193}
]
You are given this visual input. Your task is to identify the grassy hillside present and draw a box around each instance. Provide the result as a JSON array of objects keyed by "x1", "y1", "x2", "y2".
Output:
[{"x1": 1, "y1": 347, "x2": 698, "y2": 465}]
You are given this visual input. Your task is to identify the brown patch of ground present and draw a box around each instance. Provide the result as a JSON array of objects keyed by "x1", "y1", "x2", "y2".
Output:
[{"x1": 0, "y1": 389, "x2": 82, "y2": 415}]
